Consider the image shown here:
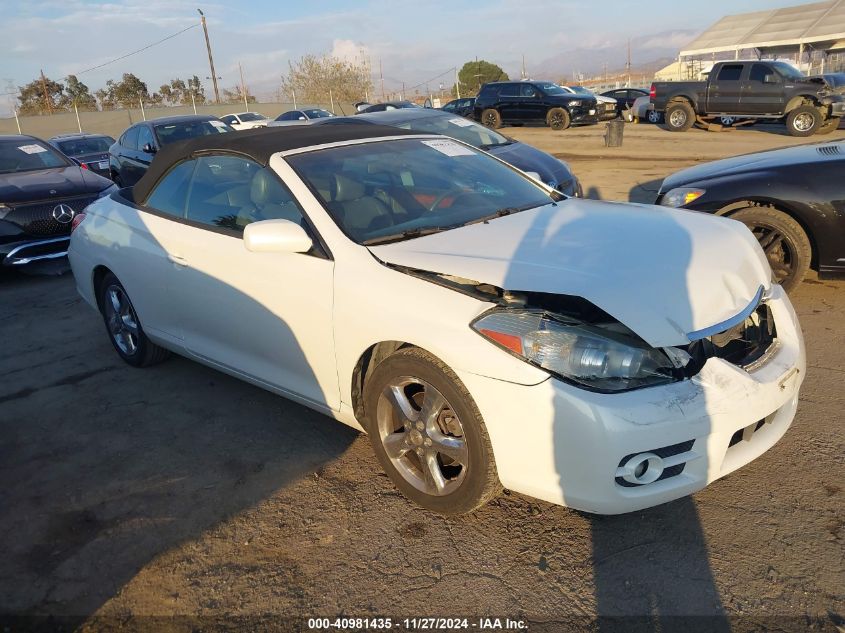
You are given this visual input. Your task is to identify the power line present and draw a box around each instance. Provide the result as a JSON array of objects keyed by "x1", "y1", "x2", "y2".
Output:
[
  {"x1": 74, "y1": 22, "x2": 200, "y2": 76},
  {"x1": 403, "y1": 67, "x2": 457, "y2": 93}
]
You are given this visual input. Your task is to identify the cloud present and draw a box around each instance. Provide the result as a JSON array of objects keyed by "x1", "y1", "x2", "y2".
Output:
[{"x1": 331, "y1": 39, "x2": 368, "y2": 64}]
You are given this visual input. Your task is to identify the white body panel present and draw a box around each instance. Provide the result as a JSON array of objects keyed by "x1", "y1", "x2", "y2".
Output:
[{"x1": 69, "y1": 137, "x2": 805, "y2": 514}]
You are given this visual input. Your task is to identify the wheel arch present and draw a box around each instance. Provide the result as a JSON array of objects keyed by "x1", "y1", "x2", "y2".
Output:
[
  {"x1": 351, "y1": 340, "x2": 419, "y2": 425},
  {"x1": 92, "y1": 264, "x2": 114, "y2": 309},
  {"x1": 718, "y1": 199, "x2": 818, "y2": 271},
  {"x1": 785, "y1": 95, "x2": 821, "y2": 113}
]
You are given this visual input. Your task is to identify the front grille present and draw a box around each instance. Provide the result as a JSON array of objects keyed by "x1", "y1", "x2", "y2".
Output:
[{"x1": 3, "y1": 195, "x2": 98, "y2": 236}]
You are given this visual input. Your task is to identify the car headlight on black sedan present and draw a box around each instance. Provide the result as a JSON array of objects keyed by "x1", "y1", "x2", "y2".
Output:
[
  {"x1": 659, "y1": 187, "x2": 705, "y2": 208},
  {"x1": 472, "y1": 310, "x2": 686, "y2": 392}
]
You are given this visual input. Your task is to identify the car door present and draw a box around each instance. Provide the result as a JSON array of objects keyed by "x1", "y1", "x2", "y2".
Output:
[
  {"x1": 740, "y1": 63, "x2": 785, "y2": 114},
  {"x1": 707, "y1": 64, "x2": 745, "y2": 114},
  {"x1": 131, "y1": 125, "x2": 157, "y2": 183},
  {"x1": 519, "y1": 83, "x2": 544, "y2": 121},
  {"x1": 496, "y1": 83, "x2": 521, "y2": 121},
  {"x1": 165, "y1": 153, "x2": 339, "y2": 409},
  {"x1": 116, "y1": 126, "x2": 139, "y2": 184}
]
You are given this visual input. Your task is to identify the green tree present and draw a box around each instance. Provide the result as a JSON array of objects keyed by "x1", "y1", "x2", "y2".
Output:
[
  {"x1": 17, "y1": 75, "x2": 65, "y2": 115},
  {"x1": 63, "y1": 75, "x2": 97, "y2": 111},
  {"x1": 159, "y1": 76, "x2": 206, "y2": 106},
  {"x1": 280, "y1": 53, "x2": 372, "y2": 104},
  {"x1": 95, "y1": 73, "x2": 152, "y2": 109},
  {"x1": 222, "y1": 85, "x2": 256, "y2": 104},
  {"x1": 454, "y1": 60, "x2": 509, "y2": 97}
]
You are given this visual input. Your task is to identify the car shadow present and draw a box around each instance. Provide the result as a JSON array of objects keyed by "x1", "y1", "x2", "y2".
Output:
[
  {"x1": 501, "y1": 199, "x2": 730, "y2": 629},
  {"x1": 0, "y1": 214, "x2": 357, "y2": 623}
]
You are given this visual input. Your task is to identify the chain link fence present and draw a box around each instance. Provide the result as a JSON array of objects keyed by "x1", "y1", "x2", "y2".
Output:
[{"x1": 0, "y1": 102, "x2": 356, "y2": 140}]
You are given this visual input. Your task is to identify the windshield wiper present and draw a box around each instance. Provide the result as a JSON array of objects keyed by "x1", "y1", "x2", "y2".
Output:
[
  {"x1": 363, "y1": 226, "x2": 448, "y2": 246},
  {"x1": 479, "y1": 140, "x2": 513, "y2": 150}
]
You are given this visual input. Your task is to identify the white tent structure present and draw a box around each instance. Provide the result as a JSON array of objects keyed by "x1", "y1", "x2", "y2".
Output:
[{"x1": 668, "y1": 0, "x2": 845, "y2": 79}]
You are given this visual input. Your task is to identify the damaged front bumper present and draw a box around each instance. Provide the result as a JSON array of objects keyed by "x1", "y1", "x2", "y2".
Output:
[{"x1": 457, "y1": 284, "x2": 805, "y2": 514}]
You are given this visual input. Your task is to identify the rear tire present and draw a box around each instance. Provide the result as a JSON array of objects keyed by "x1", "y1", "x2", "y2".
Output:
[
  {"x1": 665, "y1": 101, "x2": 694, "y2": 131},
  {"x1": 646, "y1": 110, "x2": 663, "y2": 124},
  {"x1": 816, "y1": 117, "x2": 840, "y2": 135},
  {"x1": 547, "y1": 107, "x2": 571, "y2": 130},
  {"x1": 728, "y1": 206, "x2": 812, "y2": 292},
  {"x1": 362, "y1": 347, "x2": 501, "y2": 515},
  {"x1": 480, "y1": 108, "x2": 502, "y2": 129},
  {"x1": 98, "y1": 273, "x2": 170, "y2": 367},
  {"x1": 785, "y1": 105, "x2": 821, "y2": 137}
]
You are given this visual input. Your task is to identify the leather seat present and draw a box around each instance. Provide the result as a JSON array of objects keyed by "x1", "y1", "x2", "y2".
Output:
[
  {"x1": 236, "y1": 169, "x2": 302, "y2": 228},
  {"x1": 326, "y1": 174, "x2": 393, "y2": 237}
]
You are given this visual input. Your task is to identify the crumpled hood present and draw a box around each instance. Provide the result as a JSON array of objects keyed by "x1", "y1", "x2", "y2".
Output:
[
  {"x1": 0, "y1": 165, "x2": 110, "y2": 204},
  {"x1": 369, "y1": 199, "x2": 771, "y2": 348}
]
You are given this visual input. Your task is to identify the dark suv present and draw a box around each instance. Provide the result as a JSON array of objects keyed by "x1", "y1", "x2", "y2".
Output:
[
  {"x1": 473, "y1": 81, "x2": 598, "y2": 130},
  {"x1": 109, "y1": 115, "x2": 233, "y2": 186}
]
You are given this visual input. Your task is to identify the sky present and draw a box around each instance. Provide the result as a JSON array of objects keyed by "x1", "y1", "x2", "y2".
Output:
[{"x1": 0, "y1": 0, "x2": 808, "y2": 114}]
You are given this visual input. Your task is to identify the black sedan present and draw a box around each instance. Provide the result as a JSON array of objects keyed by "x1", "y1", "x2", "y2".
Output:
[
  {"x1": 656, "y1": 139, "x2": 845, "y2": 291},
  {"x1": 1, "y1": 135, "x2": 115, "y2": 267},
  {"x1": 314, "y1": 109, "x2": 582, "y2": 197},
  {"x1": 356, "y1": 101, "x2": 421, "y2": 114},
  {"x1": 109, "y1": 115, "x2": 233, "y2": 187},
  {"x1": 600, "y1": 88, "x2": 649, "y2": 117},
  {"x1": 48, "y1": 133, "x2": 115, "y2": 178},
  {"x1": 441, "y1": 98, "x2": 475, "y2": 117}
]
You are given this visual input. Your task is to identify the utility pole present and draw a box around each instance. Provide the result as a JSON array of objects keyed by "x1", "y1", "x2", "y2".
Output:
[
  {"x1": 198, "y1": 9, "x2": 220, "y2": 104},
  {"x1": 626, "y1": 39, "x2": 631, "y2": 87},
  {"x1": 521, "y1": 55, "x2": 526, "y2": 80},
  {"x1": 238, "y1": 62, "x2": 248, "y2": 110},
  {"x1": 379, "y1": 58, "x2": 385, "y2": 101},
  {"x1": 40, "y1": 69, "x2": 52, "y2": 114},
  {"x1": 454, "y1": 68, "x2": 460, "y2": 99}
]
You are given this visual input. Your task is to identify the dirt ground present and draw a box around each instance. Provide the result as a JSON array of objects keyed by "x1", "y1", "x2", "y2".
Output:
[{"x1": 1, "y1": 123, "x2": 843, "y2": 632}]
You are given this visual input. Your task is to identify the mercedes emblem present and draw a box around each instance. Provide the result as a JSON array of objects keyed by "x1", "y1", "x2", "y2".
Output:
[{"x1": 52, "y1": 204, "x2": 75, "y2": 224}]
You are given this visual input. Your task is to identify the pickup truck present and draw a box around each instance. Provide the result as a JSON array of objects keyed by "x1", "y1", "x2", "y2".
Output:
[{"x1": 650, "y1": 60, "x2": 845, "y2": 136}]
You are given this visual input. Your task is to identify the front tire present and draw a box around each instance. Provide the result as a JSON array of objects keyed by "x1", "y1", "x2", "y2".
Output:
[
  {"x1": 363, "y1": 347, "x2": 500, "y2": 515},
  {"x1": 786, "y1": 105, "x2": 821, "y2": 137},
  {"x1": 547, "y1": 107, "x2": 571, "y2": 130},
  {"x1": 98, "y1": 273, "x2": 170, "y2": 367},
  {"x1": 665, "y1": 101, "x2": 694, "y2": 131},
  {"x1": 646, "y1": 110, "x2": 663, "y2": 124},
  {"x1": 728, "y1": 206, "x2": 812, "y2": 292},
  {"x1": 480, "y1": 108, "x2": 502, "y2": 129}
]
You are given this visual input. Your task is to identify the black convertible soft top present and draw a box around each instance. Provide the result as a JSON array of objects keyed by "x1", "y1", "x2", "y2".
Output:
[{"x1": 133, "y1": 124, "x2": 420, "y2": 202}]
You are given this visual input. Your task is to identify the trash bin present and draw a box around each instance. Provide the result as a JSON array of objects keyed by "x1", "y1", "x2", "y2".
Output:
[{"x1": 604, "y1": 119, "x2": 625, "y2": 147}]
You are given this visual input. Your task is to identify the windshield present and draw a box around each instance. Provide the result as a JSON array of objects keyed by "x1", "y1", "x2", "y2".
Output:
[
  {"x1": 238, "y1": 112, "x2": 267, "y2": 122},
  {"x1": 0, "y1": 139, "x2": 69, "y2": 174},
  {"x1": 567, "y1": 86, "x2": 593, "y2": 95},
  {"x1": 535, "y1": 82, "x2": 567, "y2": 95},
  {"x1": 392, "y1": 114, "x2": 511, "y2": 149},
  {"x1": 288, "y1": 137, "x2": 558, "y2": 244},
  {"x1": 771, "y1": 62, "x2": 805, "y2": 81},
  {"x1": 56, "y1": 136, "x2": 113, "y2": 156},
  {"x1": 304, "y1": 109, "x2": 334, "y2": 118},
  {"x1": 153, "y1": 119, "x2": 232, "y2": 145}
]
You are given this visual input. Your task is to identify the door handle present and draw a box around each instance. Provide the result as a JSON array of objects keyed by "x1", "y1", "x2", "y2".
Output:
[{"x1": 167, "y1": 254, "x2": 188, "y2": 267}]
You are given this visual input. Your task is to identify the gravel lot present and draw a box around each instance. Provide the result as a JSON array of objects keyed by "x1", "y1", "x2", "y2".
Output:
[{"x1": 1, "y1": 123, "x2": 843, "y2": 632}]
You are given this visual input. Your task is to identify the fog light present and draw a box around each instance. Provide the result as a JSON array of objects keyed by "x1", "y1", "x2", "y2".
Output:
[{"x1": 618, "y1": 452, "x2": 664, "y2": 485}]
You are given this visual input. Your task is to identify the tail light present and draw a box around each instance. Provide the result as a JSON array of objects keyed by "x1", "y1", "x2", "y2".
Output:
[
  {"x1": 79, "y1": 162, "x2": 89, "y2": 170},
  {"x1": 71, "y1": 212, "x2": 86, "y2": 233},
  {"x1": 649, "y1": 83, "x2": 656, "y2": 99}
]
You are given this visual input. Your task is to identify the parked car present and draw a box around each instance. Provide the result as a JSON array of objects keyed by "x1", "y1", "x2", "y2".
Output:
[
  {"x1": 657, "y1": 139, "x2": 845, "y2": 291},
  {"x1": 357, "y1": 101, "x2": 421, "y2": 114},
  {"x1": 440, "y1": 98, "x2": 476, "y2": 117},
  {"x1": 473, "y1": 80, "x2": 598, "y2": 130},
  {"x1": 650, "y1": 60, "x2": 845, "y2": 136},
  {"x1": 109, "y1": 115, "x2": 233, "y2": 186},
  {"x1": 48, "y1": 133, "x2": 116, "y2": 178},
  {"x1": 220, "y1": 112, "x2": 270, "y2": 130},
  {"x1": 629, "y1": 95, "x2": 662, "y2": 123},
  {"x1": 601, "y1": 88, "x2": 649, "y2": 117},
  {"x1": 561, "y1": 86, "x2": 617, "y2": 120},
  {"x1": 269, "y1": 108, "x2": 335, "y2": 126},
  {"x1": 69, "y1": 124, "x2": 804, "y2": 516},
  {"x1": 1, "y1": 134, "x2": 115, "y2": 267},
  {"x1": 314, "y1": 108, "x2": 582, "y2": 197}
]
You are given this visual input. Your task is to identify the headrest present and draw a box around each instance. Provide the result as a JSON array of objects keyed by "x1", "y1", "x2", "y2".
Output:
[
  {"x1": 332, "y1": 173, "x2": 365, "y2": 202},
  {"x1": 250, "y1": 169, "x2": 276, "y2": 206}
]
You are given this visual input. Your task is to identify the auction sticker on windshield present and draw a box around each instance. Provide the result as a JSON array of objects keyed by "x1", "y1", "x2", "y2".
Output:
[
  {"x1": 18, "y1": 144, "x2": 47, "y2": 154},
  {"x1": 421, "y1": 139, "x2": 475, "y2": 156},
  {"x1": 449, "y1": 117, "x2": 475, "y2": 127}
]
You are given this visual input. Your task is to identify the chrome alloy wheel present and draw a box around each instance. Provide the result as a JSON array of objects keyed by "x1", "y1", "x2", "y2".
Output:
[
  {"x1": 104, "y1": 284, "x2": 140, "y2": 355},
  {"x1": 793, "y1": 112, "x2": 816, "y2": 132},
  {"x1": 669, "y1": 109, "x2": 687, "y2": 127},
  {"x1": 376, "y1": 376, "x2": 468, "y2": 496}
]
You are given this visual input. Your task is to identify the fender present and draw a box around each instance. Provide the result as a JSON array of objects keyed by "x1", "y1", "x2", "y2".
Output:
[{"x1": 785, "y1": 94, "x2": 820, "y2": 113}]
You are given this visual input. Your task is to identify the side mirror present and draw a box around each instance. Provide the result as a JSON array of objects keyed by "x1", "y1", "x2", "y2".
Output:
[
  {"x1": 243, "y1": 219, "x2": 312, "y2": 254},
  {"x1": 298, "y1": 116, "x2": 306, "y2": 120},
  {"x1": 142, "y1": 143, "x2": 157, "y2": 154},
  {"x1": 763, "y1": 74, "x2": 778, "y2": 84}
]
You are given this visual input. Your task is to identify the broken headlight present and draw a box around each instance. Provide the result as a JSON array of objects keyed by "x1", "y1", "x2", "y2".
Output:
[{"x1": 472, "y1": 310, "x2": 683, "y2": 392}]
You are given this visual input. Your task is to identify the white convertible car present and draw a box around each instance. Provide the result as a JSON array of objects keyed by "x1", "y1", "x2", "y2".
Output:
[{"x1": 68, "y1": 125, "x2": 805, "y2": 515}]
